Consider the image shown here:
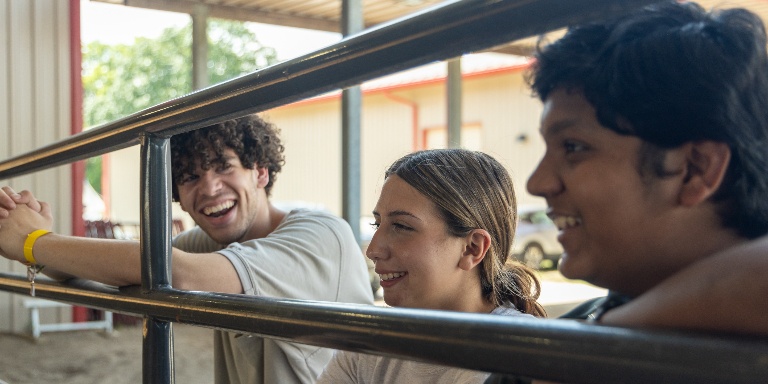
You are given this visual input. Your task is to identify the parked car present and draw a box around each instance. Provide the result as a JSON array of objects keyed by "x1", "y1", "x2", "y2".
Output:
[{"x1": 512, "y1": 206, "x2": 564, "y2": 269}]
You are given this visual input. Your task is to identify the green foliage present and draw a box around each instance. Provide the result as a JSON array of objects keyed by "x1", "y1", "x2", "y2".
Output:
[
  {"x1": 81, "y1": 18, "x2": 278, "y2": 191},
  {"x1": 85, "y1": 156, "x2": 102, "y2": 195},
  {"x1": 83, "y1": 19, "x2": 278, "y2": 128}
]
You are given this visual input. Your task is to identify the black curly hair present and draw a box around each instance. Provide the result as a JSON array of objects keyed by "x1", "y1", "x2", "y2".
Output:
[
  {"x1": 170, "y1": 114, "x2": 285, "y2": 201},
  {"x1": 529, "y1": 1, "x2": 768, "y2": 238}
]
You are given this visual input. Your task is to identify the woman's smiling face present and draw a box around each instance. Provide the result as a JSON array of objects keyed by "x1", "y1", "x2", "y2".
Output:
[{"x1": 367, "y1": 175, "x2": 470, "y2": 310}]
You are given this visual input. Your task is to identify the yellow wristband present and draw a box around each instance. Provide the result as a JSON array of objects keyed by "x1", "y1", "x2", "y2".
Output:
[{"x1": 24, "y1": 230, "x2": 51, "y2": 265}]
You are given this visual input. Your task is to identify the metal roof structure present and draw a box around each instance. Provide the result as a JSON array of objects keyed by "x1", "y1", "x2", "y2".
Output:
[
  {"x1": 91, "y1": 0, "x2": 768, "y2": 57},
  {"x1": 90, "y1": 0, "x2": 541, "y2": 55},
  {"x1": 92, "y1": 0, "x2": 448, "y2": 32}
]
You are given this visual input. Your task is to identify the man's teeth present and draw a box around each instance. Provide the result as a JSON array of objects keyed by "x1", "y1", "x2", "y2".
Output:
[
  {"x1": 379, "y1": 272, "x2": 406, "y2": 281},
  {"x1": 203, "y1": 201, "x2": 234, "y2": 216},
  {"x1": 552, "y1": 215, "x2": 582, "y2": 230}
]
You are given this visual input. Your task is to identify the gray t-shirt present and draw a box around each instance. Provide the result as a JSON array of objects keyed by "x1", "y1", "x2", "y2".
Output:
[{"x1": 173, "y1": 209, "x2": 374, "y2": 384}]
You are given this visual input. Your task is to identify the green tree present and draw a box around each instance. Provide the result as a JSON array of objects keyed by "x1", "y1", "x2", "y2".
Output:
[{"x1": 82, "y1": 19, "x2": 278, "y2": 194}]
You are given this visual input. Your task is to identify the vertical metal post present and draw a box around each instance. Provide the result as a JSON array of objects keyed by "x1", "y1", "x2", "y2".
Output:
[
  {"x1": 140, "y1": 135, "x2": 174, "y2": 384},
  {"x1": 447, "y1": 58, "x2": 462, "y2": 148},
  {"x1": 342, "y1": 0, "x2": 364, "y2": 243},
  {"x1": 192, "y1": 4, "x2": 209, "y2": 90},
  {"x1": 144, "y1": 319, "x2": 175, "y2": 384}
]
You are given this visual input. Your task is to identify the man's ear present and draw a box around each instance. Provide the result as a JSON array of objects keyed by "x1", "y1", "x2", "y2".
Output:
[
  {"x1": 678, "y1": 141, "x2": 731, "y2": 207},
  {"x1": 458, "y1": 229, "x2": 492, "y2": 271},
  {"x1": 255, "y1": 167, "x2": 270, "y2": 188}
]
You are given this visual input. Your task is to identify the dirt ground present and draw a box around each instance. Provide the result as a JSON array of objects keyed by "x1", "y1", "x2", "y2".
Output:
[{"x1": 0, "y1": 322, "x2": 214, "y2": 384}]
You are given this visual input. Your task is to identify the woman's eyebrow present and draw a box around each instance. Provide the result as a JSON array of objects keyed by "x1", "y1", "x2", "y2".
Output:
[
  {"x1": 372, "y1": 209, "x2": 422, "y2": 222},
  {"x1": 387, "y1": 210, "x2": 421, "y2": 222}
]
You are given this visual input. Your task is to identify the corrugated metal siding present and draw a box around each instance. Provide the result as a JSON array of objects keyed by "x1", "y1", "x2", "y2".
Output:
[
  {"x1": 0, "y1": 0, "x2": 72, "y2": 333},
  {"x1": 266, "y1": 94, "x2": 418, "y2": 218},
  {"x1": 265, "y1": 102, "x2": 344, "y2": 214},
  {"x1": 358, "y1": 94, "x2": 414, "y2": 215},
  {"x1": 108, "y1": 65, "x2": 546, "y2": 242},
  {"x1": 463, "y1": 72, "x2": 546, "y2": 207},
  {"x1": 264, "y1": 65, "x2": 547, "y2": 219}
]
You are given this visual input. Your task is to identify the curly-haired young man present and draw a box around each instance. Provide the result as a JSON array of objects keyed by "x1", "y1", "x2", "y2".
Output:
[{"x1": 0, "y1": 114, "x2": 374, "y2": 384}]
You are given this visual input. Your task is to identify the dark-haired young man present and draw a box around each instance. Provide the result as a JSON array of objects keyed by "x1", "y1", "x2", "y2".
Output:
[
  {"x1": 0, "y1": 114, "x2": 374, "y2": 383},
  {"x1": 488, "y1": 1, "x2": 768, "y2": 382}
]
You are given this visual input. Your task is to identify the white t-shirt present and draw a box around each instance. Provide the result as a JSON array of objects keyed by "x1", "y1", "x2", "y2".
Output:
[
  {"x1": 173, "y1": 209, "x2": 374, "y2": 384},
  {"x1": 317, "y1": 305, "x2": 533, "y2": 384}
]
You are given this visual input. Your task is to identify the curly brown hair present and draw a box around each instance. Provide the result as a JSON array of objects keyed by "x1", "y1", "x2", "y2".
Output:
[{"x1": 170, "y1": 114, "x2": 285, "y2": 201}]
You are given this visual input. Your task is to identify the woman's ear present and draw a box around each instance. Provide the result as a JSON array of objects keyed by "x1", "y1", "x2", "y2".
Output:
[
  {"x1": 678, "y1": 141, "x2": 731, "y2": 207},
  {"x1": 458, "y1": 229, "x2": 492, "y2": 271}
]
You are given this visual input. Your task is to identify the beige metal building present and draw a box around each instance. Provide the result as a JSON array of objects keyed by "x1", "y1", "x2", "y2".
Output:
[
  {"x1": 265, "y1": 54, "x2": 546, "y2": 216},
  {"x1": 107, "y1": 54, "x2": 547, "y2": 229}
]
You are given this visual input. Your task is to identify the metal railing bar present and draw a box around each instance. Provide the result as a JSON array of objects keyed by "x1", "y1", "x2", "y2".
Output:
[
  {"x1": 144, "y1": 319, "x2": 175, "y2": 384},
  {"x1": 139, "y1": 134, "x2": 174, "y2": 383},
  {"x1": 139, "y1": 134, "x2": 173, "y2": 293},
  {"x1": 1, "y1": 273, "x2": 766, "y2": 384},
  {"x1": 0, "y1": 0, "x2": 662, "y2": 181},
  {"x1": 7, "y1": 1, "x2": 752, "y2": 384}
]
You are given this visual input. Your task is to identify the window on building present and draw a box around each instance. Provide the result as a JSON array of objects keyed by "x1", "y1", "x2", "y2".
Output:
[{"x1": 421, "y1": 124, "x2": 482, "y2": 150}]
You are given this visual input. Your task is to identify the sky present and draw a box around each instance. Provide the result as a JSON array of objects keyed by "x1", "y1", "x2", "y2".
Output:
[{"x1": 79, "y1": 0, "x2": 342, "y2": 62}]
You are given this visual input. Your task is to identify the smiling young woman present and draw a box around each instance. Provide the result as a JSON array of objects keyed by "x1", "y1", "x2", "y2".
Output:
[{"x1": 317, "y1": 148, "x2": 545, "y2": 384}]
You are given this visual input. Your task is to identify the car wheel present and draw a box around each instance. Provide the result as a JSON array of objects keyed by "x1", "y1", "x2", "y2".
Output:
[{"x1": 521, "y1": 243, "x2": 544, "y2": 269}]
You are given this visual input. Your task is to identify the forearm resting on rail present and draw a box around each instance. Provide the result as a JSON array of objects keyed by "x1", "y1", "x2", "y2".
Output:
[{"x1": 600, "y1": 236, "x2": 768, "y2": 336}]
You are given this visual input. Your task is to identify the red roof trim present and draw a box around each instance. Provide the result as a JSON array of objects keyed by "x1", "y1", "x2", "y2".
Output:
[
  {"x1": 70, "y1": 0, "x2": 85, "y2": 238},
  {"x1": 272, "y1": 61, "x2": 532, "y2": 110}
]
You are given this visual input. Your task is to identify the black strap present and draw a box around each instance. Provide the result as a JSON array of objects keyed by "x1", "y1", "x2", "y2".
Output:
[{"x1": 484, "y1": 293, "x2": 633, "y2": 384}]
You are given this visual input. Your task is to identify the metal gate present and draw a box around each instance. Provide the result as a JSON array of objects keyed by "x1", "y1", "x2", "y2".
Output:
[{"x1": 1, "y1": 1, "x2": 767, "y2": 383}]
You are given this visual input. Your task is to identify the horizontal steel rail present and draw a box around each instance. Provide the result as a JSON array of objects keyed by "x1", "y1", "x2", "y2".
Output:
[
  {"x1": 4, "y1": 0, "x2": 767, "y2": 383},
  {"x1": 1, "y1": 272, "x2": 767, "y2": 384}
]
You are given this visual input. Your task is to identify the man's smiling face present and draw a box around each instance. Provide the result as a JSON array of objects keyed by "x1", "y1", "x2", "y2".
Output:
[
  {"x1": 527, "y1": 88, "x2": 684, "y2": 295},
  {"x1": 176, "y1": 148, "x2": 268, "y2": 244}
]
